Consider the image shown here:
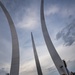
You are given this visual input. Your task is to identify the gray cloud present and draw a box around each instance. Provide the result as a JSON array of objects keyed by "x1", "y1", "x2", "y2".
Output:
[{"x1": 56, "y1": 19, "x2": 75, "y2": 46}]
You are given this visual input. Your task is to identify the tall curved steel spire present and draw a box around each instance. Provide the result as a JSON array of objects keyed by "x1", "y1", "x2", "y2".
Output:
[
  {"x1": 31, "y1": 32, "x2": 43, "y2": 75},
  {"x1": 0, "y1": 1, "x2": 19, "y2": 75},
  {"x1": 40, "y1": 0, "x2": 68, "y2": 75}
]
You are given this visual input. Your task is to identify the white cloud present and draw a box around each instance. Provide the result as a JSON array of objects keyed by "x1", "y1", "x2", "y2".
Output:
[
  {"x1": 16, "y1": 6, "x2": 39, "y2": 30},
  {"x1": 20, "y1": 59, "x2": 35, "y2": 72},
  {"x1": 60, "y1": 7, "x2": 75, "y2": 18},
  {"x1": 45, "y1": 5, "x2": 59, "y2": 16},
  {"x1": 56, "y1": 44, "x2": 75, "y2": 61},
  {"x1": 45, "y1": 5, "x2": 75, "y2": 18}
]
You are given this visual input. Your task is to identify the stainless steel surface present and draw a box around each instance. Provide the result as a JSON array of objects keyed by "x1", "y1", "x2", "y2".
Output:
[
  {"x1": 31, "y1": 32, "x2": 43, "y2": 75},
  {"x1": 40, "y1": 0, "x2": 68, "y2": 74},
  {"x1": 0, "y1": 1, "x2": 20, "y2": 75}
]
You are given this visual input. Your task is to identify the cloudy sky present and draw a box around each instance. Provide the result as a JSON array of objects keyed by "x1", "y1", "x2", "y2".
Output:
[{"x1": 0, "y1": 0, "x2": 75, "y2": 75}]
